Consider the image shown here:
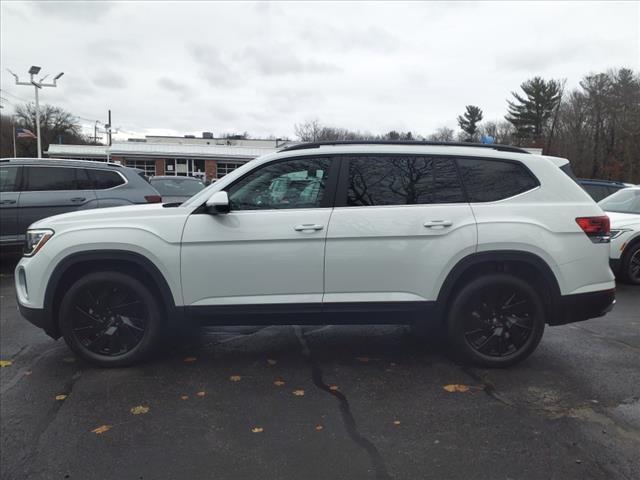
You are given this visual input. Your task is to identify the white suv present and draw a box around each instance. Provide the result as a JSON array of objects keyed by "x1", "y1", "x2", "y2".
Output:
[{"x1": 15, "y1": 142, "x2": 616, "y2": 368}]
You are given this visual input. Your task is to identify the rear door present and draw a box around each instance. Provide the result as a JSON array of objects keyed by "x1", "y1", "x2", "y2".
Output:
[
  {"x1": 323, "y1": 154, "x2": 477, "y2": 305},
  {"x1": 0, "y1": 165, "x2": 22, "y2": 244},
  {"x1": 17, "y1": 165, "x2": 98, "y2": 233}
]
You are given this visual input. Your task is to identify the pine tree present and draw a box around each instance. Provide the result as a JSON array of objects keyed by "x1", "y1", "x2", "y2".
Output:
[
  {"x1": 506, "y1": 77, "x2": 562, "y2": 143},
  {"x1": 457, "y1": 105, "x2": 483, "y2": 142}
]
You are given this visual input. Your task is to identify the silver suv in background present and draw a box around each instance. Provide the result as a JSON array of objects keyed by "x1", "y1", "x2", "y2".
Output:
[{"x1": 0, "y1": 158, "x2": 162, "y2": 246}]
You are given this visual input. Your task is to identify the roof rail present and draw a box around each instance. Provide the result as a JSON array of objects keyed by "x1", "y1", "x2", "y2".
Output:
[
  {"x1": 0, "y1": 157, "x2": 124, "y2": 167},
  {"x1": 280, "y1": 141, "x2": 531, "y2": 154}
]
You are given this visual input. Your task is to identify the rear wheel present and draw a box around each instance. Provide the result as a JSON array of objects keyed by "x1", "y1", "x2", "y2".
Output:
[
  {"x1": 447, "y1": 273, "x2": 545, "y2": 368},
  {"x1": 620, "y1": 243, "x2": 640, "y2": 285},
  {"x1": 59, "y1": 271, "x2": 163, "y2": 367}
]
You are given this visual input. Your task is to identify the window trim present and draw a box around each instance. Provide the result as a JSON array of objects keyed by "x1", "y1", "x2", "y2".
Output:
[{"x1": 334, "y1": 154, "x2": 540, "y2": 207}]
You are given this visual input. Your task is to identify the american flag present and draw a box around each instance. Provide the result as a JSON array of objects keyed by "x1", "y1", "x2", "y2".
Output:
[{"x1": 16, "y1": 128, "x2": 37, "y2": 139}]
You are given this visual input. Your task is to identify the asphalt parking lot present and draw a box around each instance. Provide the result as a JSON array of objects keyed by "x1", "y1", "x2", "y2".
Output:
[{"x1": 1, "y1": 253, "x2": 639, "y2": 480}]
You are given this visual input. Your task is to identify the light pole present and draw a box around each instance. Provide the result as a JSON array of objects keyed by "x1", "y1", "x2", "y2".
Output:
[{"x1": 7, "y1": 66, "x2": 64, "y2": 158}]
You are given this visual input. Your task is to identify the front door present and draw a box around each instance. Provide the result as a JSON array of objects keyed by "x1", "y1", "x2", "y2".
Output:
[
  {"x1": 180, "y1": 156, "x2": 337, "y2": 309},
  {"x1": 324, "y1": 154, "x2": 477, "y2": 305},
  {"x1": 0, "y1": 165, "x2": 21, "y2": 245}
]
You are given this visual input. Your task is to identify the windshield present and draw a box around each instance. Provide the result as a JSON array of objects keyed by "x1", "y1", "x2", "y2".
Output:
[
  {"x1": 150, "y1": 178, "x2": 205, "y2": 196},
  {"x1": 598, "y1": 188, "x2": 640, "y2": 214}
]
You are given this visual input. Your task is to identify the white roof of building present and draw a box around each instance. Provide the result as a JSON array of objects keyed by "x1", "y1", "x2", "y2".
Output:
[
  {"x1": 47, "y1": 145, "x2": 108, "y2": 157},
  {"x1": 46, "y1": 142, "x2": 279, "y2": 159},
  {"x1": 109, "y1": 142, "x2": 278, "y2": 159}
]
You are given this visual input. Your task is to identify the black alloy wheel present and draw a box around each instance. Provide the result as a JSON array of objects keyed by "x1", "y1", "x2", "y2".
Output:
[
  {"x1": 623, "y1": 244, "x2": 640, "y2": 285},
  {"x1": 447, "y1": 273, "x2": 546, "y2": 367},
  {"x1": 60, "y1": 271, "x2": 163, "y2": 367}
]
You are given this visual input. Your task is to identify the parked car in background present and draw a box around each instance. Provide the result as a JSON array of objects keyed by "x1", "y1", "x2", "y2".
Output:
[
  {"x1": 599, "y1": 186, "x2": 640, "y2": 284},
  {"x1": 149, "y1": 175, "x2": 205, "y2": 203},
  {"x1": 579, "y1": 178, "x2": 630, "y2": 201},
  {"x1": 15, "y1": 142, "x2": 615, "y2": 368},
  {"x1": 0, "y1": 158, "x2": 162, "y2": 247}
]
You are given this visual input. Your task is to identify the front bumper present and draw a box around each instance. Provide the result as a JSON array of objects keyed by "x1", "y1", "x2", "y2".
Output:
[
  {"x1": 17, "y1": 298, "x2": 59, "y2": 339},
  {"x1": 551, "y1": 288, "x2": 616, "y2": 326}
]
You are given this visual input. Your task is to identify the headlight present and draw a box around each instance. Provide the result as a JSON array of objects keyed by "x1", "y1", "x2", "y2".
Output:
[
  {"x1": 610, "y1": 228, "x2": 632, "y2": 239},
  {"x1": 24, "y1": 229, "x2": 54, "y2": 257}
]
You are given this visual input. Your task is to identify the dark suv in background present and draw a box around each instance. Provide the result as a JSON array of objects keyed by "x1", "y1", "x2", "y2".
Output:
[
  {"x1": 0, "y1": 158, "x2": 162, "y2": 246},
  {"x1": 579, "y1": 178, "x2": 630, "y2": 201}
]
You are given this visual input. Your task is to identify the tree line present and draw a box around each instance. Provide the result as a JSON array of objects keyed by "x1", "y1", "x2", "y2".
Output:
[{"x1": 294, "y1": 67, "x2": 640, "y2": 183}]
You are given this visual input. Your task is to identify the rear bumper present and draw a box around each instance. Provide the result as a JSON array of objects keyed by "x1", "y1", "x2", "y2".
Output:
[{"x1": 551, "y1": 288, "x2": 616, "y2": 326}]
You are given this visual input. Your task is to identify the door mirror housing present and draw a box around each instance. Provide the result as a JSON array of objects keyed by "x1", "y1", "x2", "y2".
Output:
[{"x1": 205, "y1": 191, "x2": 230, "y2": 214}]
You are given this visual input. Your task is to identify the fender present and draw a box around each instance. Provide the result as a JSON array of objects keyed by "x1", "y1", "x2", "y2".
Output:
[
  {"x1": 43, "y1": 250, "x2": 179, "y2": 337},
  {"x1": 436, "y1": 250, "x2": 562, "y2": 321}
]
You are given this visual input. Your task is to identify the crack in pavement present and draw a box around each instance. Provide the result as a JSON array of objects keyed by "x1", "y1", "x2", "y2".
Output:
[{"x1": 293, "y1": 326, "x2": 392, "y2": 480}]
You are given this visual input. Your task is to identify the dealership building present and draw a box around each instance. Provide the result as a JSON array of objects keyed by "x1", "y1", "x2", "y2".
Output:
[{"x1": 46, "y1": 135, "x2": 292, "y2": 181}]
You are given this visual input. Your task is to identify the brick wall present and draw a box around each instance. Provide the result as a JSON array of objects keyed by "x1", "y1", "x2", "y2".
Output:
[
  {"x1": 205, "y1": 160, "x2": 217, "y2": 182},
  {"x1": 155, "y1": 158, "x2": 165, "y2": 176}
]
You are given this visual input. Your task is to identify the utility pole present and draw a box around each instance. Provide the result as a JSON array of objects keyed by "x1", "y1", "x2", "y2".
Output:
[
  {"x1": 106, "y1": 110, "x2": 112, "y2": 146},
  {"x1": 7, "y1": 66, "x2": 64, "y2": 158},
  {"x1": 12, "y1": 115, "x2": 17, "y2": 157},
  {"x1": 94, "y1": 120, "x2": 99, "y2": 143}
]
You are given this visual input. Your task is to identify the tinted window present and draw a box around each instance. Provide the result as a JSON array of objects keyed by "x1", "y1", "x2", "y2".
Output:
[
  {"x1": 457, "y1": 158, "x2": 538, "y2": 202},
  {"x1": 90, "y1": 169, "x2": 126, "y2": 189},
  {"x1": 25, "y1": 166, "x2": 79, "y2": 191},
  {"x1": 582, "y1": 184, "x2": 611, "y2": 202},
  {"x1": 228, "y1": 157, "x2": 332, "y2": 210},
  {"x1": 347, "y1": 156, "x2": 464, "y2": 206},
  {"x1": 0, "y1": 166, "x2": 19, "y2": 192}
]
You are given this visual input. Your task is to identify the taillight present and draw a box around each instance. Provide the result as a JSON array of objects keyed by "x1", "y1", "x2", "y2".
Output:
[
  {"x1": 575, "y1": 216, "x2": 610, "y2": 243},
  {"x1": 145, "y1": 195, "x2": 162, "y2": 203}
]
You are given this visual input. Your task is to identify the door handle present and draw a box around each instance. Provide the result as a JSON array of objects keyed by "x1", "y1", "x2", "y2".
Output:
[
  {"x1": 0, "y1": 200, "x2": 16, "y2": 205},
  {"x1": 70, "y1": 197, "x2": 86, "y2": 202},
  {"x1": 294, "y1": 224, "x2": 324, "y2": 231},
  {"x1": 424, "y1": 220, "x2": 453, "y2": 228}
]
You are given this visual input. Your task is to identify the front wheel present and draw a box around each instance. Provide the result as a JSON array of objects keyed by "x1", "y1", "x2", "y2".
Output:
[
  {"x1": 447, "y1": 274, "x2": 545, "y2": 368},
  {"x1": 620, "y1": 243, "x2": 640, "y2": 285},
  {"x1": 59, "y1": 271, "x2": 164, "y2": 367}
]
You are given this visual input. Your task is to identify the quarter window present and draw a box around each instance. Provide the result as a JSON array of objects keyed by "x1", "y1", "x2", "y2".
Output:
[
  {"x1": 457, "y1": 158, "x2": 538, "y2": 202},
  {"x1": 24, "y1": 167, "x2": 80, "y2": 191},
  {"x1": 0, "y1": 166, "x2": 19, "y2": 192},
  {"x1": 347, "y1": 156, "x2": 465, "y2": 206},
  {"x1": 90, "y1": 170, "x2": 126, "y2": 189},
  {"x1": 228, "y1": 157, "x2": 332, "y2": 210}
]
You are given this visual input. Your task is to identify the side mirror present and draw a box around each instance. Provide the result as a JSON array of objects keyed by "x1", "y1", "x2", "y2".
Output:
[{"x1": 205, "y1": 191, "x2": 230, "y2": 214}]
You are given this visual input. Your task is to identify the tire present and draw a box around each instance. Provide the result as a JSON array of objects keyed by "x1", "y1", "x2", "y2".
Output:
[
  {"x1": 446, "y1": 273, "x2": 545, "y2": 368},
  {"x1": 59, "y1": 271, "x2": 164, "y2": 367},
  {"x1": 620, "y1": 242, "x2": 640, "y2": 285}
]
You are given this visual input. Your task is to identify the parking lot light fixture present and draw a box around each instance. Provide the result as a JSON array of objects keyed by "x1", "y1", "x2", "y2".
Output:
[{"x1": 8, "y1": 66, "x2": 64, "y2": 158}]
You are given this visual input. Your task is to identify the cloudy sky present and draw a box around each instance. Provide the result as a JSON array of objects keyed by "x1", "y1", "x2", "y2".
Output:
[{"x1": 1, "y1": 1, "x2": 638, "y2": 141}]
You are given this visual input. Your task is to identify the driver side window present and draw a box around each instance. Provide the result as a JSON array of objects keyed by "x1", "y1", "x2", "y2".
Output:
[{"x1": 227, "y1": 157, "x2": 332, "y2": 210}]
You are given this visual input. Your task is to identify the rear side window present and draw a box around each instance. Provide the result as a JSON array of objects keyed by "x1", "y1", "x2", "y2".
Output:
[
  {"x1": 347, "y1": 156, "x2": 465, "y2": 206},
  {"x1": 24, "y1": 166, "x2": 79, "y2": 191},
  {"x1": 457, "y1": 158, "x2": 538, "y2": 202},
  {"x1": 0, "y1": 166, "x2": 19, "y2": 192},
  {"x1": 89, "y1": 169, "x2": 126, "y2": 189}
]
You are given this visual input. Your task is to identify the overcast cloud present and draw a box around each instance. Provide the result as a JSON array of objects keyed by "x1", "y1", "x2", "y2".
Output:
[{"x1": 1, "y1": 1, "x2": 638, "y2": 140}]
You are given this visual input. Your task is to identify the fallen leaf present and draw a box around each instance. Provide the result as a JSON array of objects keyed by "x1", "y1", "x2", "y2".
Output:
[
  {"x1": 251, "y1": 427, "x2": 263, "y2": 433},
  {"x1": 443, "y1": 384, "x2": 471, "y2": 393},
  {"x1": 230, "y1": 375, "x2": 242, "y2": 382},
  {"x1": 180, "y1": 395, "x2": 189, "y2": 400},
  {"x1": 393, "y1": 420, "x2": 401, "y2": 426},
  {"x1": 292, "y1": 389, "x2": 305, "y2": 397},
  {"x1": 55, "y1": 394, "x2": 67, "y2": 401},
  {"x1": 183, "y1": 356, "x2": 197, "y2": 363},
  {"x1": 196, "y1": 391, "x2": 206, "y2": 397},
  {"x1": 329, "y1": 385, "x2": 339, "y2": 391},
  {"x1": 62, "y1": 357, "x2": 76, "y2": 363},
  {"x1": 130, "y1": 405, "x2": 150, "y2": 415},
  {"x1": 315, "y1": 425, "x2": 324, "y2": 431},
  {"x1": 91, "y1": 425, "x2": 112, "y2": 435},
  {"x1": 0, "y1": 360, "x2": 13, "y2": 368},
  {"x1": 267, "y1": 359, "x2": 277, "y2": 366},
  {"x1": 273, "y1": 380, "x2": 285, "y2": 387},
  {"x1": 355, "y1": 356, "x2": 370, "y2": 363}
]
